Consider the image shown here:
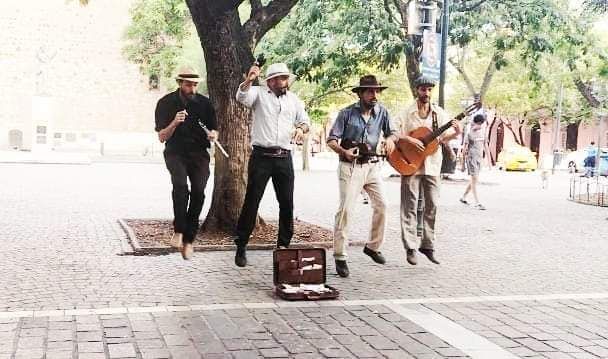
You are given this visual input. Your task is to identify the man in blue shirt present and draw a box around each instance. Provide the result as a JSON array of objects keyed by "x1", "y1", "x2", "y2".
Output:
[
  {"x1": 584, "y1": 141, "x2": 597, "y2": 177},
  {"x1": 326, "y1": 75, "x2": 398, "y2": 278}
]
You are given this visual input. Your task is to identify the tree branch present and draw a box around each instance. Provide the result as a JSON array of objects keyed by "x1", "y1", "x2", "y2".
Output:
[
  {"x1": 448, "y1": 57, "x2": 476, "y2": 96},
  {"x1": 243, "y1": 0, "x2": 300, "y2": 49},
  {"x1": 208, "y1": 0, "x2": 247, "y2": 13},
  {"x1": 455, "y1": 0, "x2": 492, "y2": 12},
  {"x1": 479, "y1": 51, "x2": 502, "y2": 99},
  {"x1": 383, "y1": 0, "x2": 400, "y2": 27},
  {"x1": 250, "y1": 0, "x2": 262, "y2": 12},
  {"x1": 305, "y1": 86, "x2": 352, "y2": 107}
]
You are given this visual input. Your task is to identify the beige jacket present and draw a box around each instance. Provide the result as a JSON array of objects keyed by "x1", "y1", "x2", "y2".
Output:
[{"x1": 399, "y1": 102, "x2": 453, "y2": 176}]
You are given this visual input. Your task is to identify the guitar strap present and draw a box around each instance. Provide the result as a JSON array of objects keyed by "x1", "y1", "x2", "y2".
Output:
[{"x1": 432, "y1": 111, "x2": 438, "y2": 132}]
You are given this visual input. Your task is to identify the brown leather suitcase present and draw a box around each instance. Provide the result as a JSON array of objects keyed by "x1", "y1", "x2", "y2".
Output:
[{"x1": 273, "y1": 248, "x2": 340, "y2": 301}]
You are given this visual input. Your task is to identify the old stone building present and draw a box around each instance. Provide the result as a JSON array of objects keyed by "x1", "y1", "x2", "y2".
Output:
[{"x1": 0, "y1": 0, "x2": 162, "y2": 153}]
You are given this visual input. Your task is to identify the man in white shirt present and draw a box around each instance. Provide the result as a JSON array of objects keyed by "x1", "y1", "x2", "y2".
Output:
[
  {"x1": 399, "y1": 76, "x2": 461, "y2": 266},
  {"x1": 234, "y1": 62, "x2": 310, "y2": 267}
]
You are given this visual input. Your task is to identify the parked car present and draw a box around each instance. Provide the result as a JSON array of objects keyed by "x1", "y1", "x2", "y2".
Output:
[{"x1": 497, "y1": 146, "x2": 538, "y2": 171}]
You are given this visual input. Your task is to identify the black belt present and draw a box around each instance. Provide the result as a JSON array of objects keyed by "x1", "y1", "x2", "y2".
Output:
[
  {"x1": 253, "y1": 146, "x2": 291, "y2": 158},
  {"x1": 340, "y1": 156, "x2": 375, "y2": 164}
]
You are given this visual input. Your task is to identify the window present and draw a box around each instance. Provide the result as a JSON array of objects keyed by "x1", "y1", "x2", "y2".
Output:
[
  {"x1": 36, "y1": 126, "x2": 47, "y2": 134},
  {"x1": 54, "y1": 132, "x2": 62, "y2": 139},
  {"x1": 36, "y1": 135, "x2": 47, "y2": 144}
]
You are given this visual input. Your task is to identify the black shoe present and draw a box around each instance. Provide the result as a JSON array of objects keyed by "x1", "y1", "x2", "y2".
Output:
[
  {"x1": 235, "y1": 245, "x2": 247, "y2": 267},
  {"x1": 419, "y1": 248, "x2": 440, "y2": 264},
  {"x1": 335, "y1": 260, "x2": 349, "y2": 278},
  {"x1": 406, "y1": 249, "x2": 417, "y2": 265},
  {"x1": 363, "y1": 246, "x2": 386, "y2": 264}
]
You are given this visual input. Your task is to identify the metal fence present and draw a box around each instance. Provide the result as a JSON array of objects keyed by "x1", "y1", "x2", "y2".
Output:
[{"x1": 569, "y1": 175, "x2": 608, "y2": 207}]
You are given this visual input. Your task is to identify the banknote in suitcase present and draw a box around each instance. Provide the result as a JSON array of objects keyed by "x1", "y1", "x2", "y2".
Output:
[{"x1": 273, "y1": 248, "x2": 340, "y2": 301}]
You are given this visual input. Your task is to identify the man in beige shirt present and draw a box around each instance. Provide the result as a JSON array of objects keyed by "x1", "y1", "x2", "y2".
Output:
[{"x1": 399, "y1": 76, "x2": 461, "y2": 265}]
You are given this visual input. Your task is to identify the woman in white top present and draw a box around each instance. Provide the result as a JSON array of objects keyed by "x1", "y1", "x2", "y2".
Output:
[{"x1": 460, "y1": 114, "x2": 491, "y2": 210}]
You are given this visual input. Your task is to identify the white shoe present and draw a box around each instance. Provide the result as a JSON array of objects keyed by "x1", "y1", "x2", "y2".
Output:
[{"x1": 170, "y1": 233, "x2": 183, "y2": 248}]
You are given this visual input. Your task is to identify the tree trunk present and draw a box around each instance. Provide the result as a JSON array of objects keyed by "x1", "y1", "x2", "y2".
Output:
[
  {"x1": 404, "y1": 35, "x2": 423, "y2": 97},
  {"x1": 187, "y1": 2, "x2": 255, "y2": 232},
  {"x1": 302, "y1": 134, "x2": 310, "y2": 171},
  {"x1": 486, "y1": 113, "x2": 498, "y2": 165}
]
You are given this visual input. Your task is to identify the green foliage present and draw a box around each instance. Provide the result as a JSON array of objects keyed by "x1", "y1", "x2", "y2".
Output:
[
  {"x1": 259, "y1": 0, "x2": 403, "y2": 94},
  {"x1": 122, "y1": 0, "x2": 192, "y2": 87}
]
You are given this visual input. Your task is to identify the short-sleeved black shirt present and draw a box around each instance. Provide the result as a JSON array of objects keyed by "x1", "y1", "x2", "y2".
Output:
[{"x1": 155, "y1": 90, "x2": 218, "y2": 155}]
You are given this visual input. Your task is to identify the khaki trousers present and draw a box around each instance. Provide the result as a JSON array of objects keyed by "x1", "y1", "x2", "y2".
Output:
[
  {"x1": 400, "y1": 175, "x2": 440, "y2": 250},
  {"x1": 333, "y1": 161, "x2": 387, "y2": 260}
]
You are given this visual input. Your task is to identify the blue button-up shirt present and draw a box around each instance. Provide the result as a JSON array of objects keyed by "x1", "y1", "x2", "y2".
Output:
[{"x1": 327, "y1": 102, "x2": 397, "y2": 150}]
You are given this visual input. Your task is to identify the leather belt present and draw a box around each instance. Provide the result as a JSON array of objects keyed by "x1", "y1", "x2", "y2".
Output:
[
  {"x1": 253, "y1": 146, "x2": 291, "y2": 158},
  {"x1": 340, "y1": 156, "x2": 375, "y2": 164}
]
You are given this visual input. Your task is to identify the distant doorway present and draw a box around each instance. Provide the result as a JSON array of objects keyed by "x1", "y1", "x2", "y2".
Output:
[
  {"x1": 8, "y1": 129, "x2": 23, "y2": 150},
  {"x1": 530, "y1": 124, "x2": 540, "y2": 159},
  {"x1": 566, "y1": 122, "x2": 579, "y2": 150}
]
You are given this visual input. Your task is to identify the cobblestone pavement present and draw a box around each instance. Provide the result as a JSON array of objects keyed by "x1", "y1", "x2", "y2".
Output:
[
  {"x1": 1, "y1": 159, "x2": 607, "y2": 358},
  {"x1": 427, "y1": 298, "x2": 608, "y2": 359},
  {"x1": 0, "y1": 305, "x2": 471, "y2": 359}
]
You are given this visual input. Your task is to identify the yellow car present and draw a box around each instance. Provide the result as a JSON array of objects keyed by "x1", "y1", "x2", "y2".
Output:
[{"x1": 497, "y1": 146, "x2": 538, "y2": 171}]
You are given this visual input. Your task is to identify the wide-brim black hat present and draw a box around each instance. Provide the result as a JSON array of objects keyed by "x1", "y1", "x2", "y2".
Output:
[{"x1": 352, "y1": 75, "x2": 388, "y2": 93}]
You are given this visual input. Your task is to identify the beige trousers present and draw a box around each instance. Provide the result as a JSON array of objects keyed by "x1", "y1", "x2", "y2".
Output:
[
  {"x1": 333, "y1": 161, "x2": 387, "y2": 260},
  {"x1": 400, "y1": 175, "x2": 440, "y2": 250}
]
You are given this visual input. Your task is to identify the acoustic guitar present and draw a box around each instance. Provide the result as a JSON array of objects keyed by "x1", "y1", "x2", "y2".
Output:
[{"x1": 388, "y1": 102, "x2": 481, "y2": 176}]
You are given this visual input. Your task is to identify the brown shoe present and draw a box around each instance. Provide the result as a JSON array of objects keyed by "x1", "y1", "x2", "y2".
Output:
[
  {"x1": 170, "y1": 233, "x2": 183, "y2": 248},
  {"x1": 419, "y1": 248, "x2": 440, "y2": 264},
  {"x1": 406, "y1": 249, "x2": 417, "y2": 265},
  {"x1": 181, "y1": 243, "x2": 194, "y2": 260}
]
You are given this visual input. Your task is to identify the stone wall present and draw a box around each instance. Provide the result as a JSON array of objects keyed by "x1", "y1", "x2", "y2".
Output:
[{"x1": 0, "y1": 0, "x2": 164, "y2": 150}]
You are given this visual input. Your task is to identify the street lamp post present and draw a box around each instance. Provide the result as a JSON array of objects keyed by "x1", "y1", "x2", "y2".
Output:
[
  {"x1": 439, "y1": 0, "x2": 449, "y2": 107},
  {"x1": 592, "y1": 81, "x2": 607, "y2": 176}
]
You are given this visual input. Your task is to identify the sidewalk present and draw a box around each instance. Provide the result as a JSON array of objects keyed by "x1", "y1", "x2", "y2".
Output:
[{"x1": 1, "y1": 162, "x2": 607, "y2": 358}]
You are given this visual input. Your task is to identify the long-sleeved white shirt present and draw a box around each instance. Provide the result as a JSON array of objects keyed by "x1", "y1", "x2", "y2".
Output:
[{"x1": 236, "y1": 84, "x2": 310, "y2": 150}]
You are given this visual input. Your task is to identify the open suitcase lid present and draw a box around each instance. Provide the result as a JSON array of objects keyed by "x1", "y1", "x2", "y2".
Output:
[{"x1": 273, "y1": 248, "x2": 326, "y2": 285}]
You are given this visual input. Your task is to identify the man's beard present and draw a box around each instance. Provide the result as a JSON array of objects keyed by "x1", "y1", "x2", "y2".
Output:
[
  {"x1": 272, "y1": 86, "x2": 287, "y2": 97},
  {"x1": 362, "y1": 99, "x2": 377, "y2": 109},
  {"x1": 180, "y1": 90, "x2": 195, "y2": 101},
  {"x1": 418, "y1": 96, "x2": 430, "y2": 104}
]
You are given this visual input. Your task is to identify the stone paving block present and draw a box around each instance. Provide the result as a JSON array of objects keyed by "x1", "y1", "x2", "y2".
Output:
[
  {"x1": 14, "y1": 348, "x2": 44, "y2": 359},
  {"x1": 77, "y1": 341, "x2": 104, "y2": 353},
  {"x1": 108, "y1": 343, "x2": 136, "y2": 358},
  {"x1": 361, "y1": 335, "x2": 399, "y2": 350},
  {"x1": 45, "y1": 351, "x2": 74, "y2": 359},
  {"x1": 17, "y1": 335, "x2": 44, "y2": 348},
  {"x1": 379, "y1": 349, "x2": 415, "y2": 359},
  {"x1": 231, "y1": 350, "x2": 262, "y2": 359},
  {"x1": 319, "y1": 347, "x2": 354, "y2": 358},
  {"x1": 78, "y1": 354, "x2": 106, "y2": 359},
  {"x1": 516, "y1": 337, "x2": 558, "y2": 352}
]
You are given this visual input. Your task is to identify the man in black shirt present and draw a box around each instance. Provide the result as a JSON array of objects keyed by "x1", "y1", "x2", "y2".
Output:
[{"x1": 155, "y1": 67, "x2": 218, "y2": 260}]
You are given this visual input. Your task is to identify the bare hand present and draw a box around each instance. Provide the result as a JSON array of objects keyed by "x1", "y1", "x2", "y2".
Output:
[
  {"x1": 173, "y1": 110, "x2": 187, "y2": 126},
  {"x1": 406, "y1": 136, "x2": 425, "y2": 152},
  {"x1": 292, "y1": 128, "x2": 304, "y2": 145},
  {"x1": 246, "y1": 65, "x2": 261, "y2": 82},
  {"x1": 384, "y1": 138, "x2": 396, "y2": 155},
  {"x1": 207, "y1": 130, "x2": 218, "y2": 141},
  {"x1": 451, "y1": 120, "x2": 462, "y2": 135},
  {"x1": 342, "y1": 147, "x2": 358, "y2": 162}
]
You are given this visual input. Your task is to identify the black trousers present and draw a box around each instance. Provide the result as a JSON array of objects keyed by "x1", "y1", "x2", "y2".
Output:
[
  {"x1": 236, "y1": 151, "x2": 294, "y2": 248},
  {"x1": 163, "y1": 150, "x2": 211, "y2": 244}
]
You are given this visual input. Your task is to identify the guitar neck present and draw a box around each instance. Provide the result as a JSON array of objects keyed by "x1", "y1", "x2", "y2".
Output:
[{"x1": 426, "y1": 111, "x2": 465, "y2": 143}]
